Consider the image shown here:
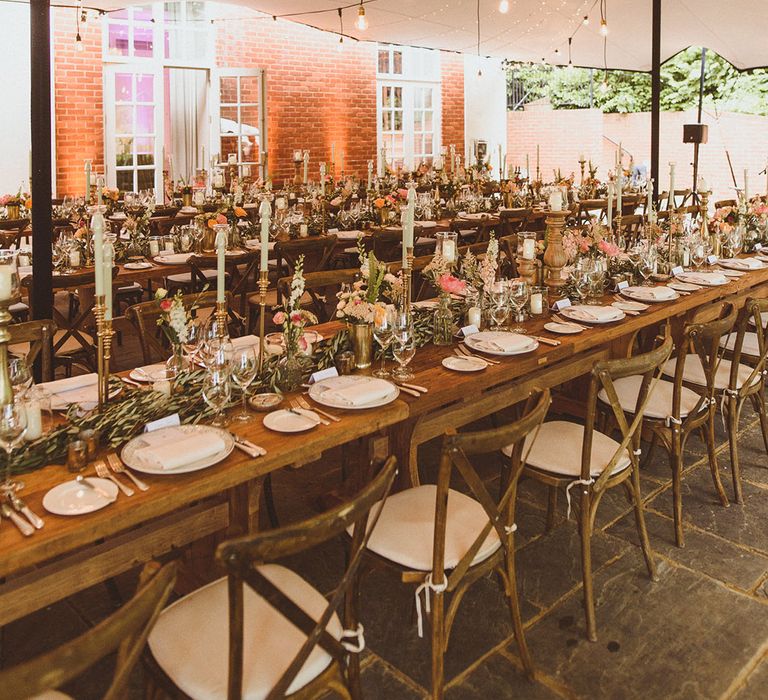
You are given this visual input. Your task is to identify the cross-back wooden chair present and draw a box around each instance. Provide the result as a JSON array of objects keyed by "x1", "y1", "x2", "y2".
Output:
[
  {"x1": 9, "y1": 319, "x2": 56, "y2": 383},
  {"x1": 449, "y1": 217, "x2": 493, "y2": 245},
  {"x1": 666, "y1": 189, "x2": 692, "y2": 209},
  {"x1": 600, "y1": 311, "x2": 735, "y2": 547},
  {"x1": 705, "y1": 299, "x2": 768, "y2": 504},
  {"x1": 0, "y1": 561, "x2": 176, "y2": 700},
  {"x1": 361, "y1": 392, "x2": 551, "y2": 699},
  {"x1": 619, "y1": 214, "x2": 644, "y2": 247},
  {"x1": 370, "y1": 229, "x2": 403, "y2": 262},
  {"x1": 274, "y1": 235, "x2": 337, "y2": 280},
  {"x1": 126, "y1": 290, "x2": 240, "y2": 364},
  {"x1": 0, "y1": 218, "x2": 30, "y2": 250},
  {"x1": 145, "y1": 456, "x2": 398, "y2": 700},
  {"x1": 498, "y1": 207, "x2": 531, "y2": 239},
  {"x1": 517, "y1": 339, "x2": 672, "y2": 641},
  {"x1": 577, "y1": 199, "x2": 607, "y2": 225},
  {"x1": 714, "y1": 199, "x2": 737, "y2": 210},
  {"x1": 278, "y1": 267, "x2": 360, "y2": 323},
  {"x1": 622, "y1": 194, "x2": 642, "y2": 216}
]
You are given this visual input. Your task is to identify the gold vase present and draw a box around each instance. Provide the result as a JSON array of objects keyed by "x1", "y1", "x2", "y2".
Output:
[
  {"x1": 182, "y1": 192, "x2": 193, "y2": 207},
  {"x1": 201, "y1": 227, "x2": 216, "y2": 253},
  {"x1": 348, "y1": 322, "x2": 373, "y2": 369},
  {"x1": 6, "y1": 204, "x2": 20, "y2": 220}
]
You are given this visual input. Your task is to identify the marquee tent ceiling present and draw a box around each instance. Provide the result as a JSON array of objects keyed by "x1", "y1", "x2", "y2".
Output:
[{"x1": 82, "y1": 0, "x2": 768, "y2": 72}]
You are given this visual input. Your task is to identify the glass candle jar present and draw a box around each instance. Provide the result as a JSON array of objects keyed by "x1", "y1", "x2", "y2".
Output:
[
  {"x1": 148, "y1": 236, "x2": 162, "y2": 258},
  {"x1": 435, "y1": 231, "x2": 459, "y2": 265},
  {"x1": 529, "y1": 286, "x2": 548, "y2": 318},
  {"x1": 0, "y1": 250, "x2": 20, "y2": 302},
  {"x1": 519, "y1": 232, "x2": 537, "y2": 260}
]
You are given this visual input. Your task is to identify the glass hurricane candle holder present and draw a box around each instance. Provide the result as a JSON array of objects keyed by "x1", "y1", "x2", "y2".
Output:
[
  {"x1": 435, "y1": 231, "x2": 458, "y2": 265},
  {"x1": 0, "y1": 250, "x2": 20, "y2": 303}
]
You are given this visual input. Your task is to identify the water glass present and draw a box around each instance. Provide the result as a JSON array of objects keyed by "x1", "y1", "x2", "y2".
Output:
[
  {"x1": 489, "y1": 283, "x2": 509, "y2": 331},
  {"x1": 392, "y1": 313, "x2": 415, "y2": 381},
  {"x1": 0, "y1": 399, "x2": 27, "y2": 494},
  {"x1": 372, "y1": 304, "x2": 395, "y2": 379},
  {"x1": 506, "y1": 280, "x2": 529, "y2": 333},
  {"x1": 230, "y1": 346, "x2": 258, "y2": 421},
  {"x1": 202, "y1": 369, "x2": 231, "y2": 427},
  {"x1": 9, "y1": 357, "x2": 32, "y2": 396}
]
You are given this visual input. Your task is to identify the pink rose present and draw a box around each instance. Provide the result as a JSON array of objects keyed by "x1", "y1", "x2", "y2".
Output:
[
  {"x1": 159, "y1": 299, "x2": 172, "y2": 312},
  {"x1": 272, "y1": 311, "x2": 286, "y2": 325},
  {"x1": 290, "y1": 310, "x2": 304, "y2": 325},
  {"x1": 598, "y1": 239, "x2": 620, "y2": 257},
  {"x1": 438, "y1": 273, "x2": 466, "y2": 295},
  {"x1": 216, "y1": 213, "x2": 228, "y2": 225},
  {"x1": 397, "y1": 188, "x2": 409, "y2": 199}
]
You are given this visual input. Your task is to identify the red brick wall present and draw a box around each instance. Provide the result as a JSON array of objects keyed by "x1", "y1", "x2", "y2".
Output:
[
  {"x1": 51, "y1": 8, "x2": 466, "y2": 196},
  {"x1": 441, "y1": 53, "x2": 465, "y2": 159},
  {"x1": 508, "y1": 106, "x2": 768, "y2": 202},
  {"x1": 53, "y1": 8, "x2": 104, "y2": 197}
]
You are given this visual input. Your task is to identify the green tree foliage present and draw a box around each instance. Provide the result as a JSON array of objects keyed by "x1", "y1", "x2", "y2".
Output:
[{"x1": 506, "y1": 47, "x2": 768, "y2": 114}]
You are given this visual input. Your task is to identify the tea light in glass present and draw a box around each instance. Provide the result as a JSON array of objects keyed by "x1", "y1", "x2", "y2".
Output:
[
  {"x1": 0, "y1": 250, "x2": 20, "y2": 301},
  {"x1": 436, "y1": 231, "x2": 458, "y2": 264},
  {"x1": 148, "y1": 236, "x2": 162, "y2": 258},
  {"x1": 520, "y1": 232, "x2": 536, "y2": 260}
]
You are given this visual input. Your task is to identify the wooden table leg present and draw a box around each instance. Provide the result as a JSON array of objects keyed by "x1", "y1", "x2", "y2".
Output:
[{"x1": 229, "y1": 476, "x2": 264, "y2": 537}]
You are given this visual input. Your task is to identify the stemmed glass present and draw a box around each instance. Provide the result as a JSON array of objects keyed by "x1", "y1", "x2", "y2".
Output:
[
  {"x1": 728, "y1": 228, "x2": 744, "y2": 258},
  {"x1": 0, "y1": 399, "x2": 28, "y2": 495},
  {"x1": 372, "y1": 304, "x2": 395, "y2": 379},
  {"x1": 488, "y1": 283, "x2": 509, "y2": 331},
  {"x1": 570, "y1": 267, "x2": 590, "y2": 303},
  {"x1": 230, "y1": 346, "x2": 258, "y2": 422},
  {"x1": 202, "y1": 368, "x2": 231, "y2": 428},
  {"x1": 506, "y1": 280, "x2": 529, "y2": 333},
  {"x1": 9, "y1": 358, "x2": 32, "y2": 396},
  {"x1": 392, "y1": 312, "x2": 416, "y2": 381},
  {"x1": 691, "y1": 239, "x2": 709, "y2": 270},
  {"x1": 181, "y1": 321, "x2": 201, "y2": 368}
]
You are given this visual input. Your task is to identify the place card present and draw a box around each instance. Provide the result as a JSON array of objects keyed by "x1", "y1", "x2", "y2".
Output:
[
  {"x1": 459, "y1": 324, "x2": 479, "y2": 337},
  {"x1": 145, "y1": 414, "x2": 180, "y2": 433},
  {"x1": 707, "y1": 255, "x2": 719, "y2": 265},
  {"x1": 552, "y1": 298, "x2": 572, "y2": 311},
  {"x1": 309, "y1": 367, "x2": 339, "y2": 384},
  {"x1": 755, "y1": 243, "x2": 763, "y2": 252},
  {"x1": 671, "y1": 266, "x2": 684, "y2": 277},
  {"x1": 615, "y1": 280, "x2": 629, "y2": 292}
]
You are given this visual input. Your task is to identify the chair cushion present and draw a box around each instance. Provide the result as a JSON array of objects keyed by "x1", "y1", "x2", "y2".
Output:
[
  {"x1": 30, "y1": 692, "x2": 72, "y2": 700},
  {"x1": 662, "y1": 355, "x2": 762, "y2": 391},
  {"x1": 508, "y1": 420, "x2": 631, "y2": 478},
  {"x1": 148, "y1": 565, "x2": 342, "y2": 700},
  {"x1": 597, "y1": 376, "x2": 704, "y2": 421},
  {"x1": 359, "y1": 485, "x2": 501, "y2": 572},
  {"x1": 720, "y1": 332, "x2": 761, "y2": 358},
  {"x1": 166, "y1": 270, "x2": 220, "y2": 284}
]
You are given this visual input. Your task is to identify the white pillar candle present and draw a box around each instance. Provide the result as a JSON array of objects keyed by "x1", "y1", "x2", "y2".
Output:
[
  {"x1": 259, "y1": 199, "x2": 271, "y2": 272},
  {"x1": 23, "y1": 398, "x2": 42, "y2": 440},
  {"x1": 367, "y1": 160, "x2": 373, "y2": 189},
  {"x1": 69, "y1": 249, "x2": 81, "y2": 268},
  {"x1": 403, "y1": 186, "x2": 415, "y2": 266},
  {"x1": 442, "y1": 240, "x2": 456, "y2": 264},
  {"x1": 548, "y1": 190, "x2": 562, "y2": 211},
  {"x1": 668, "y1": 162, "x2": 675, "y2": 210},
  {"x1": 193, "y1": 190, "x2": 205, "y2": 206},
  {"x1": 468, "y1": 306, "x2": 482, "y2": 327},
  {"x1": 103, "y1": 241, "x2": 114, "y2": 321},
  {"x1": 606, "y1": 181, "x2": 614, "y2": 228},
  {"x1": 92, "y1": 212, "x2": 105, "y2": 297},
  {"x1": 522, "y1": 238, "x2": 536, "y2": 259},
  {"x1": 149, "y1": 238, "x2": 160, "y2": 257},
  {"x1": 0, "y1": 267, "x2": 13, "y2": 301},
  {"x1": 84, "y1": 160, "x2": 91, "y2": 202},
  {"x1": 530, "y1": 292, "x2": 543, "y2": 315},
  {"x1": 303, "y1": 151, "x2": 309, "y2": 184},
  {"x1": 697, "y1": 175, "x2": 708, "y2": 193},
  {"x1": 215, "y1": 227, "x2": 227, "y2": 304},
  {"x1": 319, "y1": 163, "x2": 326, "y2": 197},
  {"x1": 163, "y1": 238, "x2": 174, "y2": 253}
]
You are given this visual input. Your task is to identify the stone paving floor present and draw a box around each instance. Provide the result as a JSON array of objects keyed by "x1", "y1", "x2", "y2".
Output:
[{"x1": 3, "y1": 401, "x2": 768, "y2": 699}]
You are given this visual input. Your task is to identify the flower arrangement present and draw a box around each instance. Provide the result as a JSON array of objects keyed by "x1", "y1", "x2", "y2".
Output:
[
  {"x1": 458, "y1": 234, "x2": 499, "y2": 294},
  {"x1": 336, "y1": 243, "x2": 389, "y2": 324},
  {"x1": 0, "y1": 192, "x2": 24, "y2": 207},
  {"x1": 154, "y1": 287, "x2": 199, "y2": 346},
  {"x1": 272, "y1": 255, "x2": 317, "y2": 355},
  {"x1": 711, "y1": 206, "x2": 738, "y2": 235},
  {"x1": 562, "y1": 223, "x2": 621, "y2": 262}
]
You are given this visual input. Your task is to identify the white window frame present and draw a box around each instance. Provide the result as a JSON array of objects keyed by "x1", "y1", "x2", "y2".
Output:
[{"x1": 376, "y1": 45, "x2": 441, "y2": 170}]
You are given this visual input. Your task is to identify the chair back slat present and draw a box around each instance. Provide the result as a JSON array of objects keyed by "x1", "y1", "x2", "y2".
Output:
[
  {"x1": 9, "y1": 319, "x2": 56, "y2": 382},
  {"x1": 277, "y1": 267, "x2": 359, "y2": 323},
  {"x1": 274, "y1": 236, "x2": 337, "y2": 277},
  {"x1": 728, "y1": 298, "x2": 768, "y2": 393}
]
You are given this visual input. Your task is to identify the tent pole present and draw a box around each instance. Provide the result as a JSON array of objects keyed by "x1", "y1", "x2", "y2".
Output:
[
  {"x1": 692, "y1": 47, "x2": 707, "y2": 196},
  {"x1": 650, "y1": 0, "x2": 661, "y2": 202},
  {"x1": 30, "y1": 0, "x2": 53, "y2": 326}
]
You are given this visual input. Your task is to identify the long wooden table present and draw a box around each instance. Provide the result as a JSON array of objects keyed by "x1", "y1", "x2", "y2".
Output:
[{"x1": 2, "y1": 261, "x2": 768, "y2": 626}]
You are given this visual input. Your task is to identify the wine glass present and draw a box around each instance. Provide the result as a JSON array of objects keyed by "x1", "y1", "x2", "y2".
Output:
[
  {"x1": 9, "y1": 358, "x2": 32, "y2": 396},
  {"x1": 201, "y1": 336, "x2": 234, "y2": 372},
  {"x1": 488, "y1": 283, "x2": 509, "y2": 331},
  {"x1": 230, "y1": 345, "x2": 258, "y2": 422},
  {"x1": 181, "y1": 321, "x2": 201, "y2": 368},
  {"x1": 392, "y1": 312, "x2": 416, "y2": 381},
  {"x1": 202, "y1": 369, "x2": 231, "y2": 428},
  {"x1": 729, "y1": 228, "x2": 744, "y2": 258},
  {"x1": 570, "y1": 267, "x2": 590, "y2": 304},
  {"x1": 638, "y1": 249, "x2": 655, "y2": 286},
  {"x1": 372, "y1": 304, "x2": 395, "y2": 379},
  {"x1": 0, "y1": 400, "x2": 28, "y2": 494},
  {"x1": 506, "y1": 280, "x2": 529, "y2": 333},
  {"x1": 691, "y1": 239, "x2": 708, "y2": 270}
]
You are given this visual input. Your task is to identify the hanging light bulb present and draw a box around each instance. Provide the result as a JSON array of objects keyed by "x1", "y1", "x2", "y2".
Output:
[
  {"x1": 567, "y1": 59, "x2": 573, "y2": 70},
  {"x1": 582, "y1": 15, "x2": 589, "y2": 26},
  {"x1": 554, "y1": 48, "x2": 560, "y2": 56},
  {"x1": 356, "y1": 2, "x2": 368, "y2": 31},
  {"x1": 600, "y1": 19, "x2": 608, "y2": 36},
  {"x1": 337, "y1": 8, "x2": 345, "y2": 50},
  {"x1": 499, "y1": 0, "x2": 510, "y2": 13},
  {"x1": 337, "y1": 35, "x2": 344, "y2": 51},
  {"x1": 75, "y1": 31, "x2": 83, "y2": 51},
  {"x1": 566, "y1": 38, "x2": 573, "y2": 70}
]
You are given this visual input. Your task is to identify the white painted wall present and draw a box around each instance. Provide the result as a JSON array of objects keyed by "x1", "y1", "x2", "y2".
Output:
[
  {"x1": 0, "y1": 4, "x2": 31, "y2": 194},
  {"x1": 463, "y1": 55, "x2": 507, "y2": 179}
]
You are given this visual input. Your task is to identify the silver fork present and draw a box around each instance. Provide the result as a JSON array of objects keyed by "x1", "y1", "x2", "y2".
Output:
[
  {"x1": 553, "y1": 314, "x2": 588, "y2": 331},
  {"x1": 107, "y1": 453, "x2": 149, "y2": 492},
  {"x1": 295, "y1": 395, "x2": 340, "y2": 423},
  {"x1": 457, "y1": 344, "x2": 501, "y2": 365},
  {"x1": 95, "y1": 460, "x2": 134, "y2": 497},
  {"x1": 289, "y1": 400, "x2": 327, "y2": 426}
]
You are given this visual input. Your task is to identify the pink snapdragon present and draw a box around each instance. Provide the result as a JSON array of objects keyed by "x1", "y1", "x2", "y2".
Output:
[{"x1": 598, "y1": 239, "x2": 621, "y2": 257}]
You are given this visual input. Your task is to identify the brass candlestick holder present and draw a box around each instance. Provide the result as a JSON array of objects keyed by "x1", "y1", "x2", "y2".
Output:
[
  {"x1": 402, "y1": 247, "x2": 414, "y2": 316},
  {"x1": 215, "y1": 300, "x2": 228, "y2": 340},
  {"x1": 94, "y1": 296, "x2": 114, "y2": 410},
  {"x1": 543, "y1": 210, "x2": 569, "y2": 293},
  {"x1": 0, "y1": 294, "x2": 20, "y2": 407},
  {"x1": 257, "y1": 270, "x2": 269, "y2": 376},
  {"x1": 579, "y1": 158, "x2": 586, "y2": 186},
  {"x1": 614, "y1": 213, "x2": 623, "y2": 243}
]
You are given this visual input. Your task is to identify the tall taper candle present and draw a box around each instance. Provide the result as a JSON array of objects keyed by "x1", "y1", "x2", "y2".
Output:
[
  {"x1": 331, "y1": 143, "x2": 335, "y2": 173},
  {"x1": 744, "y1": 168, "x2": 749, "y2": 203},
  {"x1": 84, "y1": 160, "x2": 91, "y2": 202},
  {"x1": 403, "y1": 186, "x2": 415, "y2": 267},
  {"x1": 215, "y1": 226, "x2": 227, "y2": 304},
  {"x1": 96, "y1": 175, "x2": 104, "y2": 206},
  {"x1": 303, "y1": 151, "x2": 309, "y2": 185},
  {"x1": 646, "y1": 177, "x2": 653, "y2": 222},
  {"x1": 536, "y1": 144, "x2": 540, "y2": 181},
  {"x1": 668, "y1": 162, "x2": 675, "y2": 210},
  {"x1": 259, "y1": 198, "x2": 271, "y2": 272},
  {"x1": 606, "y1": 181, "x2": 614, "y2": 229},
  {"x1": 367, "y1": 160, "x2": 373, "y2": 190},
  {"x1": 450, "y1": 144, "x2": 455, "y2": 173},
  {"x1": 319, "y1": 162, "x2": 326, "y2": 197},
  {"x1": 377, "y1": 148, "x2": 384, "y2": 178},
  {"x1": 498, "y1": 145, "x2": 503, "y2": 179},
  {"x1": 92, "y1": 210, "x2": 105, "y2": 297},
  {"x1": 103, "y1": 241, "x2": 114, "y2": 321},
  {"x1": 526, "y1": 154, "x2": 530, "y2": 179}
]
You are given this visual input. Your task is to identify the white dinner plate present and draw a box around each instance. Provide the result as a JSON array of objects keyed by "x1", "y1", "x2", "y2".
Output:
[
  {"x1": 676, "y1": 272, "x2": 729, "y2": 286},
  {"x1": 717, "y1": 259, "x2": 763, "y2": 271},
  {"x1": 43, "y1": 478, "x2": 118, "y2": 516},
  {"x1": 265, "y1": 330, "x2": 323, "y2": 346},
  {"x1": 110, "y1": 212, "x2": 127, "y2": 220},
  {"x1": 336, "y1": 230, "x2": 365, "y2": 240},
  {"x1": 244, "y1": 240, "x2": 277, "y2": 251},
  {"x1": 179, "y1": 206, "x2": 198, "y2": 214},
  {"x1": 129, "y1": 363, "x2": 168, "y2": 382},
  {"x1": 620, "y1": 287, "x2": 679, "y2": 303},
  {"x1": 413, "y1": 300, "x2": 439, "y2": 310},
  {"x1": 442, "y1": 355, "x2": 487, "y2": 372},
  {"x1": 668, "y1": 280, "x2": 701, "y2": 291},
  {"x1": 544, "y1": 321, "x2": 583, "y2": 335},
  {"x1": 308, "y1": 376, "x2": 399, "y2": 410},
  {"x1": 559, "y1": 305, "x2": 626, "y2": 324},
  {"x1": 458, "y1": 212, "x2": 491, "y2": 221},
  {"x1": 124, "y1": 261, "x2": 153, "y2": 270},
  {"x1": 464, "y1": 331, "x2": 539, "y2": 356},
  {"x1": 612, "y1": 300, "x2": 649, "y2": 312},
  {"x1": 718, "y1": 268, "x2": 745, "y2": 278},
  {"x1": 263, "y1": 408, "x2": 320, "y2": 433},
  {"x1": 416, "y1": 221, "x2": 437, "y2": 228},
  {"x1": 121, "y1": 425, "x2": 234, "y2": 475},
  {"x1": 153, "y1": 253, "x2": 193, "y2": 265}
]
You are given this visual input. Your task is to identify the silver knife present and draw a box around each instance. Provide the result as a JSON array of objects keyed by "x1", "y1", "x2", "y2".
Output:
[
  {"x1": 1, "y1": 503, "x2": 34, "y2": 536},
  {"x1": 75, "y1": 475, "x2": 116, "y2": 501},
  {"x1": 7, "y1": 493, "x2": 44, "y2": 529}
]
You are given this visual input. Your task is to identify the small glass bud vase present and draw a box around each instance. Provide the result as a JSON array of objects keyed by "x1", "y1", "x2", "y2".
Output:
[
  {"x1": 433, "y1": 293, "x2": 454, "y2": 346},
  {"x1": 0, "y1": 250, "x2": 20, "y2": 303}
]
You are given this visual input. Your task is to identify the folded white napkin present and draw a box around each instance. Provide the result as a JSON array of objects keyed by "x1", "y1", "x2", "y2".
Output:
[
  {"x1": 245, "y1": 240, "x2": 276, "y2": 251},
  {"x1": 154, "y1": 253, "x2": 193, "y2": 264},
  {"x1": 724, "y1": 257, "x2": 763, "y2": 270},
  {"x1": 231, "y1": 335, "x2": 260, "y2": 350},
  {"x1": 681, "y1": 272, "x2": 728, "y2": 285},
  {"x1": 41, "y1": 374, "x2": 100, "y2": 409},
  {"x1": 320, "y1": 378, "x2": 394, "y2": 407},
  {"x1": 568, "y1": 306, "x2": 621, "y2": 322},
  {"x1": 336, "y1": 230, "x2": 364, "y2": 240},
  {"x1": 471, "y1": 333, "x2": 533, "y2": 352},
  {"x1": 134, "y1": 428, "x2": 225, "y2": 470},
  {"x1": 626, "y1": 286, "x2": 676, "y2": 300}
]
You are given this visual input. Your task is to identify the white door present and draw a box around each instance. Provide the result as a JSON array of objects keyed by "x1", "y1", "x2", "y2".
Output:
[{"x1": 104, "y1": 64, "x2": 164, "y2": 196}]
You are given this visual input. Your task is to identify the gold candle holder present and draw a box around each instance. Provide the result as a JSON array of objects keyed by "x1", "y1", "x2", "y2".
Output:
[
  {"x1": 94, "y1": 296, "x2": 114, "y2": 410},
  {"x1": 215, "y1": 300, "x2": 228, "y2": 340},
  {"x1": 257, "y1": 270, "x2": 269, "y2": 375},
  {"x1": 543, "y1": 210, "x2": 569, "y2": 293},
  {"x1": 614, "y1": 213, "x2": 623, "y2": 243},
  {"x1": 516, "y1": 256, "x2": 537, "y2": 286},
  {"x1": 402, "y1": 247, "x2": 414, "y2": 316}
]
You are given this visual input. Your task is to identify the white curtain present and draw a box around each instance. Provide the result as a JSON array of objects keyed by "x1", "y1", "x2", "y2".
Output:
[{"x1": 168, "y1": 68, "x2": 208, "y2": 182}]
